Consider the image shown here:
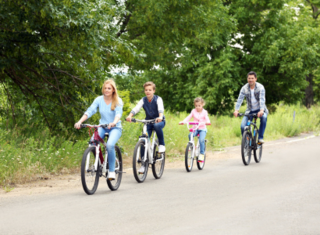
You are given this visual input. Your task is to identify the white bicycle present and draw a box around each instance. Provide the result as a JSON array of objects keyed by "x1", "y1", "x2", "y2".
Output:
[
  {"x1": 129, "y1": 118, "x2": 165, "y2": 183},
  {"x1": 179, "y1": 122, "x2": 211, "y2": 172}
]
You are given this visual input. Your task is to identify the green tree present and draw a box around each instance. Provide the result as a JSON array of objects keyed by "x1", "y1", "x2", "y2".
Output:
[{"x1": 0, "y1": 0, "x2": 133, "y2": 130}]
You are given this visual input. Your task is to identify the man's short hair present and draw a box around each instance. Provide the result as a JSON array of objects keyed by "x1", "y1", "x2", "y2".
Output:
[
  {"x1": 247, "y1": 71, "x2": 257, "y2": 78},
  {"x1": 143, "y1": 81, "x2": 156, "y2": 90}
]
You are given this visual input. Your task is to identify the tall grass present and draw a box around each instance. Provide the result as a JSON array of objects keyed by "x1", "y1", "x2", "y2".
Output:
[
  {"x1": 120, "y1": 103, "x2": 320, "y2": 158},
  {"x1": 0, "y1": 103, "x2": 319, "y2": 186}
]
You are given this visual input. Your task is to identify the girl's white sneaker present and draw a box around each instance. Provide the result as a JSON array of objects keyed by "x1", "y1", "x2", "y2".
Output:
[{"x1": 198, "y1": 154, "x2": 205, "y2": 162}]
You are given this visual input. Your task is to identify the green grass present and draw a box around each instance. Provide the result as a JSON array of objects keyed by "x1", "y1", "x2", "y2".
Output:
[
  {"x1": 0, "y1": 103, "x2": 320, "y2": 186},
  {"x1": 120, "y1": 103, "x2": 320, "y2": 158}
]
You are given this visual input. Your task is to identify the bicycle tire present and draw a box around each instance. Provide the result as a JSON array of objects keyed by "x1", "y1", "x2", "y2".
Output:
[
  {"x1": 81, "y1": 147, "x2": 99, "y2": 195},
  {"x1": 152, "y1": 141, "x2": 165, "y2": 179},
  {"x1": 132, "y1": 140, "x2": 149, "y2": 183},
  {"x1": 107, "y1": 146, "x2": 123, "y2": 191},
  {"x1": 254, "y1": 143, "x2": 263, "y2": 163},
  {"x1": 185, "y1": 143, "x2": 194, "y2": 172},
  {"x1": 241, "y1": 131, "x2": 252, "y2": 166},
  {"x1": 196, "y1": 153, "x2": 206, "y2": 170}
]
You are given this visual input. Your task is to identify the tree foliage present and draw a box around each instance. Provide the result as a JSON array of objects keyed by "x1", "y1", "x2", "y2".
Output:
[
  {"x1": 1, "y1": 0, "x2": 320, "y2": 132},
  {"x1": 0, "y1": 0, "x2": 132, "y2": 130}
]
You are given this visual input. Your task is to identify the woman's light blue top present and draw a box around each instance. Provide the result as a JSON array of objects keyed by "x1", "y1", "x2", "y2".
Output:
[{"x1": 84, "y1": 96, "x2": 123, "y2": 128}]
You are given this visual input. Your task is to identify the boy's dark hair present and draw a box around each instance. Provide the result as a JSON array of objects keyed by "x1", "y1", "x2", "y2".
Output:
[{"x1": 247, "y1": 71, "x2": 257, "y2": 78}]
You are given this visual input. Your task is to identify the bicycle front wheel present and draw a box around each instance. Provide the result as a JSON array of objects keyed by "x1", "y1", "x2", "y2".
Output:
[
  {"x1": 254, "y1": 143, "x2": 263, "y2": 163},
  {"x1": 152, "y1": 141, "x2": 165, "y2": 179},
  {"x1": 241, "y1": 131, "x2": 252, "y2": 166},
  {"x1": 107, "y1": 146, "x2": 123, "y2": 191},
  {"x1": 81, "y1": 147, "x2": 99, "y2": 195},
  {"x1": 185, "y1": 143, "x2": 194, "y2": 172},
  {"x1": 132, "y1": 140, "x2": 149, "y2": 183}
]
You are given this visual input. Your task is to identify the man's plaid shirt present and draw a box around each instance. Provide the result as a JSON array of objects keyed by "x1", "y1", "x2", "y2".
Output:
[{"x1": 235, "y1": 82, "x2": 268, "y2": 114}]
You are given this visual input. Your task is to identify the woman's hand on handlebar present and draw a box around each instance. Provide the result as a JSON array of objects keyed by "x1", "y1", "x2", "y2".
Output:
[
  {"x1": 108, "y1": 122, "x2": 116, "y2": 129},
  {"x1": 233, "y1": 110, "x2": 239, "y2": 118},
  {"x1": 74, "y1": 122, "x2": 82, "y2": 129}
]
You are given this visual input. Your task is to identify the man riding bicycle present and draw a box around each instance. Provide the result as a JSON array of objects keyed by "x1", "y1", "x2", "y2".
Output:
[{"x1": 233, "y1": 71, "x2": 268, "y2": 144}]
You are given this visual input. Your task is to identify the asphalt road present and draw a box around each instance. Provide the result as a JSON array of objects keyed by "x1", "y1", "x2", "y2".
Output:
[{"x1": 1, "y1": 134, "x2": 320, "y2": 235}]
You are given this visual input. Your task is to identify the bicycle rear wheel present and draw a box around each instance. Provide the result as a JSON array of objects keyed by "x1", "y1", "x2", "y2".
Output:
[
  {"x1": 133, "y1": 140, "x2": 149, "y2": 183},
  {"x1": 185, "y1": 143, "x2": 194, "y2": 172},
  {"x1": 107, "y1": 146, "x2": 123, "y2": 191},
  {"x1": 254, "y1": 143, "x2": 263, "y2": 163},
  {"x1": 241, "y1": 131, "x2": 252, "y2": 166},
  {"x1": 152, "y1": 141, "x2": 165, "y2": 179},
  {"x1": 81, "y1": 147, "x2": 99, "y2": 195}
]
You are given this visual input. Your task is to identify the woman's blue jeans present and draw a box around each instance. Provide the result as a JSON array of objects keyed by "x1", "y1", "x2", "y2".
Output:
[
  {"x1": 92, "y1": 127, "x2": 122, "y2": 172},
  {"x1": 188, "y1": 130, "x2": 207, "y2": 154},
  {"x1": 240, "y1": 110, "x2": 267, "y2": 139}
]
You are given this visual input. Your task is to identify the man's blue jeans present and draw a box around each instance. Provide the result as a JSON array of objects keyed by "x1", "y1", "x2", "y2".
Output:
[
  {"x1": 188, "y1": 130, "x2": 207, "y2": 154},
  {"x1": 241, "y1": 110, "x2": 267, "y2": 139},
  {"x1": 93, "y1": 127, "x2": 122, "y2": 172}
]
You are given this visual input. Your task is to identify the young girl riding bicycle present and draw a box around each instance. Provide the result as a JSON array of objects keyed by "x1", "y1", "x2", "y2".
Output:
[{"x1": 179, "y1": 97, "x2": 210, "y2": 162}]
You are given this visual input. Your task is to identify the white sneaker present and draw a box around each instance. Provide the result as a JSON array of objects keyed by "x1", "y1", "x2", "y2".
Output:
[
  {"x1": 198, "y1": 154, "x2": 205, "y2": 162},
  {"x1": 108, "y1": 171, "x2": 115, "y2": 180},
  {"x1": 159, "y1": 145, "x2": 166, "y2": 153},
  {"x1": 138, "y1": 165, "x2": 145, "y2": 174},
  {"x1": 258, "y1": 139, "x2": 265, "y2": 144}
]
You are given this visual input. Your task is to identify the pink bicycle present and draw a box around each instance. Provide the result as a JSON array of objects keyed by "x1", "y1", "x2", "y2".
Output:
[
  {"x1": 79, "y1": 124, "x2": 123, "y2": 195},
  {"x1": 179, "y1": 122, "x2": 211, "y2": 172}
]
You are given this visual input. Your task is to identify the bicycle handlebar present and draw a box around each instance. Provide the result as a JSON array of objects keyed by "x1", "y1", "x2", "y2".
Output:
[
  {"x1": 179, "y1": 122, "x2": 211, "y2": 125},
  {"x1": 238, "y1": 113, "x2": 258, "y2": 118},
  {"x1": 80, "y1": 124, "x2": 109, "y2": 129},
  {"x1": 130, "y1": 118, "x2": 157, "y2": 124}
]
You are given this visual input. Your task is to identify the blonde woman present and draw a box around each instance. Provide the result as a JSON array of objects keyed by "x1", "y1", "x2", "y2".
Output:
[{"x1": 74, "y1": 79, "x2": 123, "y2": 180}]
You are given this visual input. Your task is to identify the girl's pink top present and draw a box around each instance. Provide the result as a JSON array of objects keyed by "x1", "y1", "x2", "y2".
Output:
[{"x1": 183, "y1": 109, "x2": 210, "y2": 130}]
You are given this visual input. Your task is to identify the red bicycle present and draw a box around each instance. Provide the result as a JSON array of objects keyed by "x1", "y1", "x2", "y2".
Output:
[{"x1": 79, "y1": 124, "x2": 123, "y2": 195}]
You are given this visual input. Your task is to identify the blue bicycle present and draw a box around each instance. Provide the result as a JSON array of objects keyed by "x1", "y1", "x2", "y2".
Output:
[{"x1": 238, "y1": 113, "x2": 263, "y2": 165}]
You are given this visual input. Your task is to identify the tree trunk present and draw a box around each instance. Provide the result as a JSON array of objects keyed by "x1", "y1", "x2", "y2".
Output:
[{"x1": 305, "y1": 74, "x2": 314, "y2": 108}]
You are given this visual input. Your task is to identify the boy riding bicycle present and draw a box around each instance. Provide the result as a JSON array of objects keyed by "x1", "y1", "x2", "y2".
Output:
[{"x1": 126, "y1": 81, "x2": 165, "y2": 173}]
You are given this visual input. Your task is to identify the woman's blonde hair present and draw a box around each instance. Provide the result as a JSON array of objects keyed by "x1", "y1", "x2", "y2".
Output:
[
  {"x1": 194, "y1": 97, "x2": 205, "y2": 105},
  {"x1": 101, "y1": 79, "x2": 119, "y2": 110}
]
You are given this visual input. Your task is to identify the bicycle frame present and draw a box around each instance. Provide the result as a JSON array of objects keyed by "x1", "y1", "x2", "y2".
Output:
[
  {"x1": 243, "y1": 115, "x2": 260, "y2": 150},
  {"x1": 134, "y1": 119, "x2": 164, "y2": 165},
  {"x1": 82, "y1": 124, "x2": 119, "y2": 174},
  {"x1": 180, "y1": 122, "x2": 210, "y2": 158}
]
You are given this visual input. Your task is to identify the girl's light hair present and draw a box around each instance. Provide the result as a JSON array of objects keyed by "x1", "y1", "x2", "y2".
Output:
[
  {"x1": 194, "y1": 97, "x2": 205, "y2": 105},
  {"x1": 101, "y1": 79, "x2": 119, "y2": 110},
  {"x1": 143, "y1": 81, "x2": 156, "y2": 91}
]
